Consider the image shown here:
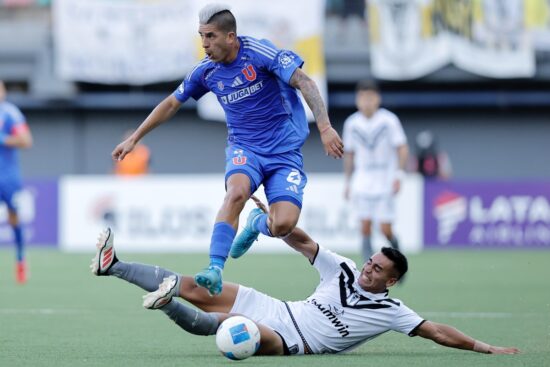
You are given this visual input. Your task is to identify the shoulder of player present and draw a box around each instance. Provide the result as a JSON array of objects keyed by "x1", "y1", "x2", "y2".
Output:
[
  {"x1": 0, "y1": 101, "x2": 25, "y2": 121},
  {"x1": 376, "y1": 108, "x2": 401, "y2": 122},
  {"x1": 186, "y1": 57, "x2": 215, "y2": 81},
  {"x1": 240, "y1": 35, "x2": 279, "y2": 61},
  {"x1": 343, "y1": 111, "x2": 364, "y2": 126}
]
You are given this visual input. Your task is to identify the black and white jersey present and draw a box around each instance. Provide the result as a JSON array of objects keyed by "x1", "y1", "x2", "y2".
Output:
[
  {"x1": 286, "y1": 246, "x2": 424, "y2": 354},
  {"x1": 342, "y1": 108, "x2": 406, "y2": 196}
]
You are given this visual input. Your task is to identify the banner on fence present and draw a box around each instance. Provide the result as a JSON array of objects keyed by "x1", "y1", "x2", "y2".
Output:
[{"x1": 424, "y1": 180, "x2": 550, "y2": 248}]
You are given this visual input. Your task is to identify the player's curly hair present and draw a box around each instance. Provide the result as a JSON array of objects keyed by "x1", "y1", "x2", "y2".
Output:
[
  {"x1": 199, "y1": 3, "x2": 237, "y2": 34},
  {"x1": 381, "y1": 247, "x2": 408, "y2": 280}
]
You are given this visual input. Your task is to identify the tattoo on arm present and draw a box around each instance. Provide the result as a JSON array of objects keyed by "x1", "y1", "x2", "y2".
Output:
[{"x1": 291, "y1": 70, "x2": 329, "y2": 125}]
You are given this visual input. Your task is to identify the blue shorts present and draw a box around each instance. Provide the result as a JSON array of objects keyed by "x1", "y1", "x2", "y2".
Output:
[
  {"x1": 0, "y1": 178, "x2": 22, "y2": 212},
  {"x1": 225, "y1": 145, "x2": 307, "y2": 209}
]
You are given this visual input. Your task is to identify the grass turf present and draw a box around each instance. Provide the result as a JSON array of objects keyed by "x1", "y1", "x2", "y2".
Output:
[{"x1": 1, "y1": 248, "x2": 549, "y2": 367}]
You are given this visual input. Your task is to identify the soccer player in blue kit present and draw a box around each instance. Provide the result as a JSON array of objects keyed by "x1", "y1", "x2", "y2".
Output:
[
  {"x1": 112, "y1": 4, "x2": 344, "y2": 296},
  {"x1": 0, "y1": 81, "x2": 33, "y2": 284}
]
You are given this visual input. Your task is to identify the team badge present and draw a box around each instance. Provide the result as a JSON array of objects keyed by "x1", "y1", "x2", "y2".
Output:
[
  {"x1": 241, "y1": 65, "x2": 257, "y2": 81},
  {"x1": 232, "y1": 150, "x2": 247, "y2": 165},
  {"x1": 217, "y1": 81, "x2": 225, "y2": 91},
  {"x1": 232, "y1": 156, "x2": 247, "y2": 165}
]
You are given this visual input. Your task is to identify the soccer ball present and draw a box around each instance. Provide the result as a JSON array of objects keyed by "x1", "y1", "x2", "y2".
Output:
[{"x1": 215, "y1": 316, "x2": 261, "y2": 360}]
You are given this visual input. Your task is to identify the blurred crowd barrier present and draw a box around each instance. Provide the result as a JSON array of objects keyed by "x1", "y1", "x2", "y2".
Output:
[{"x1": 1, "y1": 174, "x2": 549, "y2": 252}]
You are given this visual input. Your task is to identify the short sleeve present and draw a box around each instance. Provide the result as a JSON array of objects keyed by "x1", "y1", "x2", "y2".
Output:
[
  {"x1": 342, "y1": 115, "x2": 356, "y2": 153},
  {"x1": 254, "y1": 38, "x2": 305, "y2": 84},
  {"x1": 391, "y1": 303, "x2": 425, "y2": 336},
  {"x1": 313, "y1": 245, "x2": 358, "y2": 280},
  {"x1": 269, "y1": 49, "x2": 304, "y2": 84},
  {"x1": 4, "y1": 103, "x2": 27, "y2": 135},
  {"x1": 173, "y1": 60, "x2": 210, "y2": 103},
  {"x1": 389, "y1": 114, "x2": 407, "y2": 147}
]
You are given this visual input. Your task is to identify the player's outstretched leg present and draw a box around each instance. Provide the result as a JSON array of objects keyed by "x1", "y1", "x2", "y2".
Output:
[
  {"x1": 230, "y1": 207, "x2": 264, "y2": 259},
  {"x1": 143, "y1": 275, "x2": 179, "y2": 309},
  {"x1": 194, "y1": 266, "x2": 223, "y2": 296},
  {"x1": 90, "y1": 228, "x2": 177, "y2": 291},
  {"x1": 143, "y1": 276, "x2": 220, "y2": 336},
  {"x1": 90, "y1": 227, "x2": 119, "y2": 276}
]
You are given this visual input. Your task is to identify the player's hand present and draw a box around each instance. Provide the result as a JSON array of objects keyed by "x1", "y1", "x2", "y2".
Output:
[
  {"x1": 488, "y1": 346, "x2": 520, "y2": 354},
  {"x1": 112, "y1": 138, "x2": 136, "y2": 161},
  {"x1": 250, "y1": 195, "x2": 268, "y2": 214},
  {"x1": 320, "y1": 126, "x2": 344, "y2": 159}
]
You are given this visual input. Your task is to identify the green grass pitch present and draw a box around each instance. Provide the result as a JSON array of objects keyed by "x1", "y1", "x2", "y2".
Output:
[{"x1": 1, "y1": 248, "x2": 549, "y2": 367}]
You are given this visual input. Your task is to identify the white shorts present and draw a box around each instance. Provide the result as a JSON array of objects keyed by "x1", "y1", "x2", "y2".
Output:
[
  {"x1": 230, "y1": 285, "x2": 307, "y2": 355},
  {"x1": 352, "y1": 194, "x2": 395, "y2": 222}
]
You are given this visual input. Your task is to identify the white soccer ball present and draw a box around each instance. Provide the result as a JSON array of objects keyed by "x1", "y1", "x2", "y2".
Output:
[{"x1": 215, "y1": 316, "x2": 261, "y2": 360}]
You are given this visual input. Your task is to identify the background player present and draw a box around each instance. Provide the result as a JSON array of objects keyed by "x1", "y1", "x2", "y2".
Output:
[
  {"x1": 0, "y1": 80, "x2": 33, "y2": 284},
  {"x1": 91, "y1": 197, "x2": 519, "y2": 356},
  {"x1": 111, "y1": 4, "x2": 343, "y2": 296},
  {"x1": 343, "y1": 79, "x2": 408, "y2": 263}
]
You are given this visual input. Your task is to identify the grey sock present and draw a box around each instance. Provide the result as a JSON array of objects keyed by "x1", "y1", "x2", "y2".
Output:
[
  {"x1": 109, "y1": 261, "x2": 178, "y2": 294},
  {"x1": 161, "y1": 301, "x2": 220, "y2": 336},
  {"x1": 361, "y1": 236, "x2": 373, "y2": 264}
]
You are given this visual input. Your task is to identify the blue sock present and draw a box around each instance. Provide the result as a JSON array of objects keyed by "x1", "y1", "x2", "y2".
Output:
[
  {"x1": 209, "y1": 222, "x2": 236, "y2": 269},
  {"x1": 255, "y1": 214, "x2": 274, "y2": 237},
  {"x1": 13, "y1": 225, "x2": 24, "y2": 262}
]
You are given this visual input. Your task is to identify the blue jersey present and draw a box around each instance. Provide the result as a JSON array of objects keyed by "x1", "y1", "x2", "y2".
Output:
[
  {"x1": 0, "y1": 101, "x2": 27, "y2": 184},
  {"x1": 174, "y1": 36, "x2": 309, "y2": 154}
]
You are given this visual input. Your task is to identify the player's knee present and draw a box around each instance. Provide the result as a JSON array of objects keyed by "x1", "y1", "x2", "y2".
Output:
[
  {"x1": 224, "y1": 186, "x2": 249, "y2": 206},
  {"x1": 269, "y1": 220, "x2": 296, "y2": 237}
]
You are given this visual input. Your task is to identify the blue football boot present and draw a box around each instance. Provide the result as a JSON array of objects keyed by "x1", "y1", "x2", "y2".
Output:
[
  {"x1": 194, "y1": 266, "x2": 223, "y2": 296},
  {"x1": 230, "y1": 208, "x2": 264, "y2": 259}
]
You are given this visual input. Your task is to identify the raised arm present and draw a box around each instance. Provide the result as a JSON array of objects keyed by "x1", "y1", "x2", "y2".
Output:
[
  {"x1": 112, "y1": 94, "x2": 182, "y2": 161},
  {"x1": 416, "y1": 321, "x2": 519, "y2": 355},
  {"x1": 289, "y1": 68, "x2": 343, "y2": 159}
]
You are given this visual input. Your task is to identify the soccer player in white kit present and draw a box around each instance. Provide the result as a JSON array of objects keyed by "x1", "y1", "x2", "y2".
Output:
[
  {"x1": 92, "y1": 198, "x2": 519, "y2": 357},
  {"x1": 343, "y1": 80, "x2": 409, "y2": 263}
]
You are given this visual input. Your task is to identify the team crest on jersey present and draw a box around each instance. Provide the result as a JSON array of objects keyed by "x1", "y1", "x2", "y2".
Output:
[
  {"x1": 232, "y1": 150, "x2": 247, "y2": 165},
  {"x1": 232, "y1": 156, "x2": 247, "y2": 165},
  {"x1": 217, "y1": 81, "x2": 225, "y2": 91},
  {"x1": 241, "y1": 64, "x2": 257, "y2": 81}
]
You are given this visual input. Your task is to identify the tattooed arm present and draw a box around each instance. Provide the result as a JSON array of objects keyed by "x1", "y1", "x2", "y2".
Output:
[{"x1": 289, "y1": 68, "x2": 343, "y2": 159}]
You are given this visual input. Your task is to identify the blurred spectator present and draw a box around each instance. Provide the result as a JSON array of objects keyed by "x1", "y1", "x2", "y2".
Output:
[
  {"x1": 343, "y1": 79, "x2": 408, "y2": 264},
  {"x1": 412, "y1": 130, "x2": 452, "y2": 180},
  {"x1": 0, "y1": 80, "x2": 33, "y2": 284},
  {"x1": 113, "y1": 130, "x2": 150, "y2": 176}
]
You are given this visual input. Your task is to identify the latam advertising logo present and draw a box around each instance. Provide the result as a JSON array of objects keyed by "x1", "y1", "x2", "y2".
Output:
[
  {"x1": 433, "y1": 191, "x2": 467, "y2": 244},
  {"x1": 425, "y1": 181, "x2": 550, "y2": 248}
]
